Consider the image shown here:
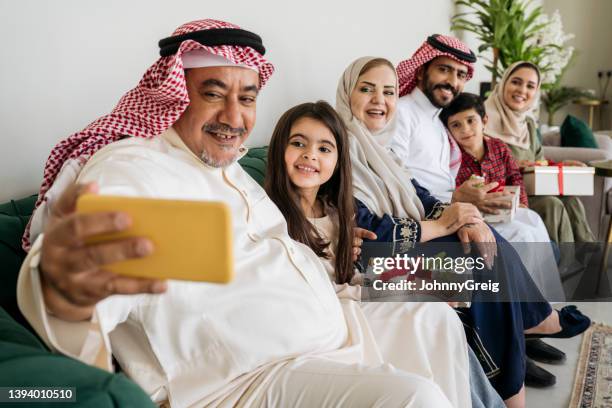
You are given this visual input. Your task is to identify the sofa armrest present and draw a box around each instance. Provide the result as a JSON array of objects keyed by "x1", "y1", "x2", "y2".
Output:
[{"x1": 541, "y1": 131, "x2": 561, "y2": 147}]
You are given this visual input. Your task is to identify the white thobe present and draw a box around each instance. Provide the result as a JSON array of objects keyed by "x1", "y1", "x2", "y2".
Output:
[
  {"x1": 18, "y1": 128, "x2": 470, "y2": 407},
  {"x1": 392, "y1": 88, "x2": 564, "y2": 301}
]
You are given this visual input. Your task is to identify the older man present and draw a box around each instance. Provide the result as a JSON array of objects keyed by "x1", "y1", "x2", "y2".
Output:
[{"x1": 17, "y1": 20, "x2": 469, "y2": 407}]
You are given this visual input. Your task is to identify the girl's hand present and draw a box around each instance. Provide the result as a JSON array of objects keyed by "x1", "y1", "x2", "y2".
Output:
[{"x1": 352, "y1": 227, "x2": 377, "y2": 261}]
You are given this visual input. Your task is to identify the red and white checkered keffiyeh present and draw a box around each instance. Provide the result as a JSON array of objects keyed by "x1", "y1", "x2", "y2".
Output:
[
  {"x1": 397, "y1": 35, "x2": 474, "y2": 97},
  {"x1": 23, "y1": 19, "x2": 274, "y2": 250}
]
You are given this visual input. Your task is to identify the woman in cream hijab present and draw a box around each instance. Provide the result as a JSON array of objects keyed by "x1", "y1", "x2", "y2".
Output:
[
  {"x1": 336, "y1": 56, "x2": 487, "y2": 247},
  {"x1": 336, "y1": 56, "x2": 590, "y2": 408},
  {"x1": 485, "y1": 61, "x2": 594, "y2": 243}
]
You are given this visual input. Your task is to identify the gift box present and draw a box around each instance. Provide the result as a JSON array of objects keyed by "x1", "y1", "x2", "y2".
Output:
[
  {"x1": 483, "y1": 185, "x2": 520, "y2": 223},
  {"x1": 522, "y1": 165, "x2": 594, "y2": 196}
]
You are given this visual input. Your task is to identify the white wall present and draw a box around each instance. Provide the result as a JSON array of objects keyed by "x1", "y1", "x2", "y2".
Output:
[
  {"x1": 541, "y1": 0, "x2": 612, "y2": 128},
  {"x1": 1, "y1": 0, "x2": 476, "y2": 202}
]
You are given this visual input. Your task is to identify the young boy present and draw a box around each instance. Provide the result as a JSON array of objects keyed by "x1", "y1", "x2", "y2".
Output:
[{"x1": 440, "y1": 93, "x2": 529, "y2": 208}]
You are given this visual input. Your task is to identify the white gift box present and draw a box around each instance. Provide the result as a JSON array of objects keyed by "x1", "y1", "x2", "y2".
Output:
[
  {"x1": 522, "y1": 166, "x2": 594, "y2": 196},
  {"x1": 483, "y1": 185, "x2": 520, "y2": 223}
]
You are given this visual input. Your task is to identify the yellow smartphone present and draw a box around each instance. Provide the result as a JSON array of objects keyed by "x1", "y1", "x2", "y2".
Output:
[{"x1": 76, "y1": 194, "x2": 233, "y2": 283}]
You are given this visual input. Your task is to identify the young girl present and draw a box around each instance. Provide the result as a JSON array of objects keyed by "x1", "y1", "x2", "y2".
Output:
[
  {"x1": 265, "y1": 100, "x2": 476, "y2": 408},
  {"x1": 265, "y1": 100, "x2": 366, "y2": 285}
]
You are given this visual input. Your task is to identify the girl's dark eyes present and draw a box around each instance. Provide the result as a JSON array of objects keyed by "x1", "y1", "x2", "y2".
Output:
[
  {"x1": 289, "y1": 141, "x2": 305, "y2": 148},
  {"x1": 319, "y1": 146, "x2": 332, "y2": 153}
]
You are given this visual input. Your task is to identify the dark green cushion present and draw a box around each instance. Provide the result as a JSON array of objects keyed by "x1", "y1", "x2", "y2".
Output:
[
  {"x1": 560, "y1": 114, "x2": 599, "y2": 148},
  {"x1": 0, "y1": 195, "x2": 36, "y2": 328},
  {"x1": 0, "y1": 307, "x2": 155, "y2": 407},
  {"x1": 238, "y1": 146, "x2": 269, "y2": 187},
  {"x1": 0, "y1": 306, "x2": 44, "y2": 350}
]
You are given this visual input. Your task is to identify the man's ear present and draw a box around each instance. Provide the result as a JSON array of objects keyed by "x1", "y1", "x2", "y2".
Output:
[{"x1": 416, "y1": 66, "x2": 425, "y2": 85}]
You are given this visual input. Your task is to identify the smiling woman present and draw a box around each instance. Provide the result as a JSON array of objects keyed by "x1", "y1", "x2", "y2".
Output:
[
  {"x1": 349, "y1": 59, "x2": 397, "y2": 132},
  {"x1": 484, "y1": 61, "x2": 596, "y2": 244}
]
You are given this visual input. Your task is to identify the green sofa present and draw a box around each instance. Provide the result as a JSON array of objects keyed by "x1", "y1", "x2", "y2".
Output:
[{"x1": 0, "y1": 148, "x2": 268, "y2": 407}]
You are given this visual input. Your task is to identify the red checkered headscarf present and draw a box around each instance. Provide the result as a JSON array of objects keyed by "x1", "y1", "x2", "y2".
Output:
[
  {"x1": 23, "y1": 19, "x2": 274, "y2": 250},
  {"x1": 397, "y1": 34, "x2": 475, "y2": 97}
]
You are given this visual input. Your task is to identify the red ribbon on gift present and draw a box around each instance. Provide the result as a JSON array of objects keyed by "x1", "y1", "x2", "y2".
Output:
[
  {"x1": 557, "y1": 163, "x2": 564, "y2": 196},
  {"x1": 532, "y1": 160, "x2": 565, "y2": 195}
]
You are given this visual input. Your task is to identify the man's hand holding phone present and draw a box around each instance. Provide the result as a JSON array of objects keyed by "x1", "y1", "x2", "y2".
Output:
[{"x1": 39, "y1": 183, "x2": 166, "y2": 321}]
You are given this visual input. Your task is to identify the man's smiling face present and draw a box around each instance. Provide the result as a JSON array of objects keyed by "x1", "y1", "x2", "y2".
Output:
[
  {"x1": 173, "y1": 66, "x2": 259, "y2": 167},
  {"x1": 417, "y1": 56, "x2": 468, "y2": 108}
]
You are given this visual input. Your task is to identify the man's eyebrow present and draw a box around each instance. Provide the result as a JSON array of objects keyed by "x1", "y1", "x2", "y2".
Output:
[
  {"x1": 438, "y1": 64, "x2": 468, "y2": 74},
  {"x1": 201, "y1": 79, "x2": 227, "y2": 89},
  {"x1": 243, "y1": 84, "x2": 259, "y2": 94}
]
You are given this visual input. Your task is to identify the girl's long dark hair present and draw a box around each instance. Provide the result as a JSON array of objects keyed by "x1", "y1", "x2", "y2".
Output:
[{"x1": 265, "y1": 101, "x2": 356, "y2": 284}]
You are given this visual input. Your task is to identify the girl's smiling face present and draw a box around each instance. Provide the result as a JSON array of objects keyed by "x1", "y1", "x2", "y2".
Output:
[{"x1": 284, "y1": 116, "x2": 338, "y2": 192}]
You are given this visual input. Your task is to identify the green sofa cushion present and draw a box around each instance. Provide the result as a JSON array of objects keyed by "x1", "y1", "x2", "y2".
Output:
[
  {"x1": 238, "y1": 146, "x2": 268, "y2": 187},
  {"x1": 560, "y1": 114, "x2": 599, "y2": 148},
  {"x1": 0, "y1": 195, "x2": 36, "y2": 329},
  {"x1": 0, "y1": 307, "x2": 155, "y2": 407}
]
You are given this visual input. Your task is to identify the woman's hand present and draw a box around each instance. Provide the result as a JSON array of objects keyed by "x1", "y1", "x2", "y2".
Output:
[
  {"x1": 436, "y1": 202, "x2": 483, "y2": 235},
  {"x1": 516, "y1": 159, "x2": 536, "y2": 168},
  {"x1": 562, "y1": 159, "x2": 587, "y2": 167},
  {"x1": 456, "y1": 223, "x2": 497, "y2": 269}
]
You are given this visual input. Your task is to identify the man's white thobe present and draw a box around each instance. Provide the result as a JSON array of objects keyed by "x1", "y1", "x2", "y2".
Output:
[
  {"x1": 391, "y1": 88, "x2": 564, "y2": 300},
  {"x1": 18, "y1": 128, "x2": 470, "y2": 407}
]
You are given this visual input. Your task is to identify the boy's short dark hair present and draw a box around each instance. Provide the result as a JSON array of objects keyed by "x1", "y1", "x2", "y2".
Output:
[{"x1": 439, "y1": 92, "x2": 486, "y2": 127}]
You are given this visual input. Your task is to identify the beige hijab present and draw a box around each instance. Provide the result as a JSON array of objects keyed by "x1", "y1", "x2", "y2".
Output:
[
  {"x1": 484, "y1": 61, "x2": 541, "y2": 149},
  {"x1": 336, "y1": 56, "x2": 424, "y2": 220}
]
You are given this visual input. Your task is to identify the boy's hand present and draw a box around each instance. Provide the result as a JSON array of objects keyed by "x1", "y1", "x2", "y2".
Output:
[
  {"x1": 452, "y1": 179, "x2": 512, "y2": 214},
  {"x1": 478, "y1": 192, "x2": 513, "y2": 214}
]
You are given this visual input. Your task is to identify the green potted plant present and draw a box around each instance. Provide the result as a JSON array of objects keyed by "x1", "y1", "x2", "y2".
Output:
[{"x1": 451, "y1": 0, "x2": 549, "y2": 87}]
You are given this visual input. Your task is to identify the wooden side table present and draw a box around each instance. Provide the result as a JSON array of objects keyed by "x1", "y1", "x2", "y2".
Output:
[
  {"x1": 593, "y1": 160, "x2": 612, "y2": 294},
  {"x1": 573, "y1": 99, "x2": 609, "y2": 130}
]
